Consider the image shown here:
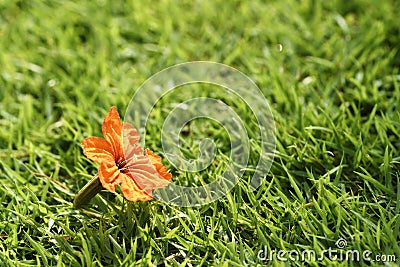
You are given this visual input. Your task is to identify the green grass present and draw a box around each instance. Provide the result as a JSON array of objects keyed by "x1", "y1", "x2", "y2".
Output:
[{"x1": 0, "y1": 0, "x2": 399, "y2": 266}]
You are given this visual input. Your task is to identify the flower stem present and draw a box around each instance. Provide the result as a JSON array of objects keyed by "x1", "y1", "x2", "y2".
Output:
[{"x1": 73, "y1": 174, "x2": 103, "y2": 208}]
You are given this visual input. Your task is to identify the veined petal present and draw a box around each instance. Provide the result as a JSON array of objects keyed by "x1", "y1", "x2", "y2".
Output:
[
  {"x1": 105, "y1": 125, "x2": 124, "y2": 161},
  {"x1": 120, "y1": 172, "x2": 153, "y2": 201},
  {"x1": 133, "y1": 170, "x2": 170, "y2": 191},
  {"x1": 124, "y1": 143, "x2": 143, "y2": 160},
  {"x1": 98, "y1": 161, "x2": 121, "y2": 192},
  {"x1": 122, "y1": 122, "x2": 140, "y2": 144},
  {"x1": 125, "y1": 155, "x2": 170, "y2": 192},
  {"x1": 122, "y1": 122, "x2": 143, "y2": 159},
  {"x1": 82, "y1": 137, "x2": 114, "y2": 163},
  {"x1": 102, "y1": 107, "x2": 124, "y2": 160},
  {"x1": 102, "y1": 107, "x2": 122, "y2": 139},
  {"x1": 146, "y1": 149, "x2": 172, "y2": 182}
]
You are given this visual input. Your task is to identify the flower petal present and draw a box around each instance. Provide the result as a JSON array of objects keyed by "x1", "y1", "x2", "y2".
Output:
[
  {"x1": 122, "y1": 123, "x2": 143, "y2": 159},
  {"x1": 146, "y1": 149, "x2": 172, "y2": 182},
  {"x1": 82, "y1": 137, "x2": 114, "y2": 163},
  {"x1": 125, "y1": 154, "x2": 170, "y2": 192},
  {"x1": 123, "y1": 122, "x2": 140, "y2": 145},
  {"x1": 120, "y1": 172, "x2": 153, "y2": 201},
  {"x1": 102, "y1": 107, "x2": 122, "y2": 139},
  {"x1": 102, "y1": 107, "x2": 124, "y2": 160},
  {"x1": 98, "y1": 161, "x2": 121, "y2": 192}
]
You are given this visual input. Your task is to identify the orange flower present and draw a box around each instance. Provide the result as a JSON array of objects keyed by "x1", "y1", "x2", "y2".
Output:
[{"x1": 81, "y1": 107, "x2": 171, "y2": 201}]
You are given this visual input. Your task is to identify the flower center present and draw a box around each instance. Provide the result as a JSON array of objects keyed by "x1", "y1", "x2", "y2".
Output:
[
  {"x1": 116, "y1": 155, "x2": 138, "y2": 174},
  {"x1": 116, "y1": 157, "x2": 129, "y2": 173}
]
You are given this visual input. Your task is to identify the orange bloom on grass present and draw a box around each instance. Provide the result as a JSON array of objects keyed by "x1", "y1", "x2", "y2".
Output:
[{"x1": 82, "y1": 107, "x2": 172, "y2": 201}]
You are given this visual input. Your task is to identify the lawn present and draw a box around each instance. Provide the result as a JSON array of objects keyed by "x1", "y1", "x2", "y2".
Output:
[{"x1": 0, "y1": 0, "x2": 399, "y2": 266}]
